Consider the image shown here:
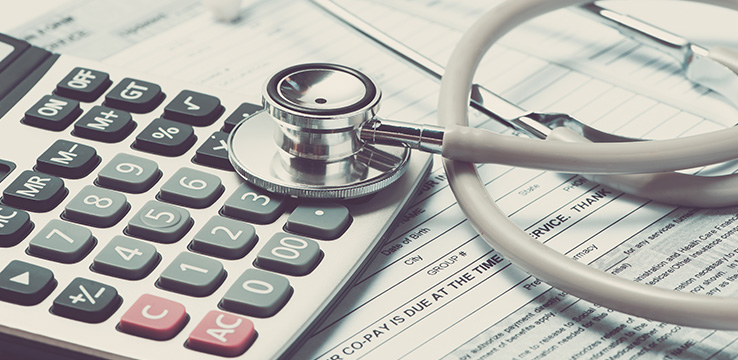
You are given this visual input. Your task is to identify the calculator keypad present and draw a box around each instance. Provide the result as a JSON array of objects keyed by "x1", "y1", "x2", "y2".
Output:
[{"x1": 0, "y1": 60, "x2": 407, "y2": 360}]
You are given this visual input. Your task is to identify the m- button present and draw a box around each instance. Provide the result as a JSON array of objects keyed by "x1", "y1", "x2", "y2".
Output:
[
  {"x1": 36, "y1": 139, "x2": 100, "y2": 179},
  {"x1": 105, "y1": 78, "x2": 165, "y2": 113}
]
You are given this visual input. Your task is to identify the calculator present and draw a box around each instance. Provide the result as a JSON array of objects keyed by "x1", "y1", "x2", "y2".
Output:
[{"x1": 0, "y1": 33, "x2": 431, "y2": 359}]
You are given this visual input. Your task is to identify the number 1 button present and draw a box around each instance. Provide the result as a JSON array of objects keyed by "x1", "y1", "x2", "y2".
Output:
[{"x1": 158, "y1": 252, "x2": 225, "y2": 297}]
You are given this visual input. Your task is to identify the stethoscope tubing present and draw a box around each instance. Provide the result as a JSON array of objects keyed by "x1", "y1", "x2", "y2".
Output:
[{"x1": 439, "y1": 0, "x2": 738, "y2": 330}]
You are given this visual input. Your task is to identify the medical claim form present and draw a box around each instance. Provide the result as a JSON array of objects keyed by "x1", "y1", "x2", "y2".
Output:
[{"x1": 8, "y1": 0, "x2": 738, "y2": 359}]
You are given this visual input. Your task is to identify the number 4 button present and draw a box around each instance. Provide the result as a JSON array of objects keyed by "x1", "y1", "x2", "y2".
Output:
[{"x1": 93, "y1": 236, "x2": 160, "y2": 280}]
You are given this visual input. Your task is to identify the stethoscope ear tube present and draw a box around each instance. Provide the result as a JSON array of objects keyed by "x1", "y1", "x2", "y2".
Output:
[{"x1": 439, "y1": 0, "x2": 738, "y2": 330}]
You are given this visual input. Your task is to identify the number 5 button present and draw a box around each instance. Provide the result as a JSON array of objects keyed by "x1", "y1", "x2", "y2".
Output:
[{"x1": 127, "y1": 200, "x2": 191, "y2": 243}]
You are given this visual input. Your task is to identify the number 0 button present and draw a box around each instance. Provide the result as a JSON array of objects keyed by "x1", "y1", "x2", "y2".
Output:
[
  {"x1": 127, "y1": 200, "x2": 191, "y2": 243},
  {"x1": 256, "y1": 233, "x2": 321, "y2": 276},
  {"x1": 158, "y1": 252, "x2": 225, "y2": 297},
  {"x1": 220, "y1": 268, "x2": 291, "y2": 317}
]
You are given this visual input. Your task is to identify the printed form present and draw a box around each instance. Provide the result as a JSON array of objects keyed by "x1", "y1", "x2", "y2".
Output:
[{"x1": 9, "y1": 1, "x2": 738, "y2": 359}]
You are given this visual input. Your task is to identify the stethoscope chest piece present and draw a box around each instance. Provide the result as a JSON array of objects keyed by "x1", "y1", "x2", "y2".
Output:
[{"x1": 227, "y1": 63, "x2": 411, "y2": 199}]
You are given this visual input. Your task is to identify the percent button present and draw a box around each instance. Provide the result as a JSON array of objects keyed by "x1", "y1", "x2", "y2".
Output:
[{"x1": 133, "y1": 118, "x2": 196, "y2": 156}]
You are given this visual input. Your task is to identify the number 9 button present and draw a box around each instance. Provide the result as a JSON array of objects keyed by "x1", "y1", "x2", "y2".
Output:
[{"x1": 96, "y1": 153, "x2": 160, "y2": 193}]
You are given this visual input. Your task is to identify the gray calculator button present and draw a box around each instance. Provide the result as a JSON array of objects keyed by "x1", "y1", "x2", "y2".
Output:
[
  {"x1": 28, "y1": 219, "x2": 95, "y2": 263},
  {"x1": 158, "y1": 167, "x2": 223, "y2": 208},
  {"x1": 127, "y1": 200, "x2": 191, "y2": 243},
  {"x1": 96, "y1": 153, "x2": 160, "y2": 193},
  {"x1": 93, "y1": 236, "x2": 159, "y2": 280},
  {"x1": 256, "y1": 233, "x2": 321, "y2": 276},
  {"x1": 222, "y1": 182, "x2": 285, "y2": 223},
  {"x1": 63, "y1": 185, "x2": 129, "y2": 227},
  {"x1": 220, "y1": 268, "x2": 292, "y2": 317},
  {"x1": 285, "y1": 203, "x2": 351, "y2": 239},
  {"x1": 190, "y1": 216, "x2": 257, "y2": 259},
  {"x1": 158, "y1": 252, "x2": 225, "y2": 297}
]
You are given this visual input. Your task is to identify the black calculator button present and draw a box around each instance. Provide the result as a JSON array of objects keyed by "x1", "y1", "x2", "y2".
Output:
[
  {"x1": 51, "y1": 277, "x2": 121, "y2": 323},
  {"x1": 2, "y1": 170, "x2": 66, "y2": 212},
  {"x1": 285, "y1": 203, "x2": 351, "y2": 240},
  {"x1": 54, "y1": 67, "x2": 112, "y2": 102},
  {"x1": 23, "y1": 94, "x2": 82, "y2": 131},
  {"x1": 0, "y1": 205, "x2": 32, "y2": 247},
  {"x1": 163, "y1": 90, "x2": 224, "y2": 126},
  {"x1": 0, "y1": 260, "x2": 56, "y2": 306},
  {"x1": 73, "y1": 106, "x2": 135, "y2": 142},
  {"x1": 133, "y1": 118, "x2": 196, "y2": 156},
  {"x1": 193, "y1": 131, "x2": 232, "y2": 170},
  {"x1": 222, "y1": 102, "x2": 262, "y2": 133},
  {"x1": 35, "y1": 139, "x2": 100, "y2": 179},
  {"x1": 104, "y1": 78, "x2": 164, "y2": 113}
]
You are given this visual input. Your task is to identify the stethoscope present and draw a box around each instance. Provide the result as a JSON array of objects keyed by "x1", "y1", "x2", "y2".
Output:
[{"x1": 224, "y1": 0, "x2": 738, "y2": 330}]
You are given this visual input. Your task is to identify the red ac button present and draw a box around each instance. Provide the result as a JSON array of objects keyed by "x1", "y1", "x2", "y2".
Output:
[
  {"x1": 187, "y1": 310, "x2": 256, "y2": 357},
  {"x1": 119, "y1": 293, "x2": 187, "y2": 340}
]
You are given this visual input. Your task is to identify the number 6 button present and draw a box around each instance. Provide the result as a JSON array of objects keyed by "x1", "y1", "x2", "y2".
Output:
[{"x1": 158, "y1": 168, "x2": 223, "y2": 208}]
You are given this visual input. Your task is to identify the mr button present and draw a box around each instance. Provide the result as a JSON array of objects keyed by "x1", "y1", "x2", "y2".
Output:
[{"x1": 3, "y1": 170, "x2": 66, "y2": 212}]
